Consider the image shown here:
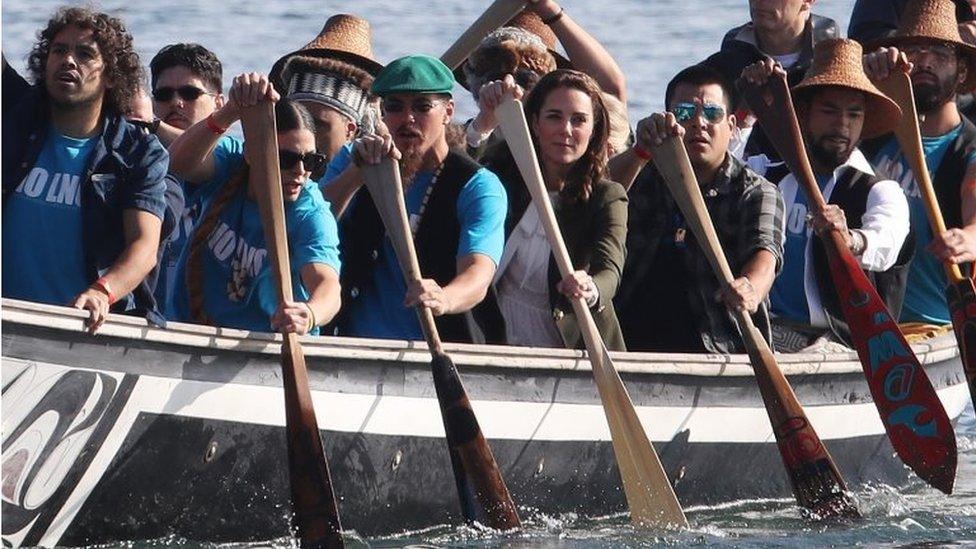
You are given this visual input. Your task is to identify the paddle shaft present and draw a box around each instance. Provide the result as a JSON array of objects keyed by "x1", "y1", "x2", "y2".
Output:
[
  {"x1": 440, "y1": 0, "x2": 528, "y2": 69},
  {"x1": 360, "y1": 159, "x2": 521, "y2": 530},
  {"x1": 495, "y1": 97, "x2": 687, "y2": 528},
  {"x1": 240, "y1": 102, "x2": 344, "y2": 548},
  {"x1": 651, "y1": 137, "x2": 858, "y2": 517},
  {"x1": 738, "y1": 73, "x2": 957, "y2": 494},
  {"x1": 875, "y1": 72, "x2": 965, "y2": 281}
]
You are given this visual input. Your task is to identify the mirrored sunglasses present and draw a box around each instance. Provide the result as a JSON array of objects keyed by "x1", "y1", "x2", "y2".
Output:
[
  {"x1": 152, "y1": 85, "x2": 214, "y2": 102},
  {"x1": 278, "y1": 149, "x2": 326, "y2": 174},
  {"x1": 671, "y1": 102, "x2": 727, "y2": 123}
]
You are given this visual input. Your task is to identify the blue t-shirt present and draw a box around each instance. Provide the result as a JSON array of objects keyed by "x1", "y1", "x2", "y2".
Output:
[
  {"x1": 156, "y1": 136, "x2": 244, "y2": 318},
  {"x1": 343, "y1": 166, "x2": 507, "y2": 340},
  {"x1": 874, "y1": 125, "x2": 976, "y2": 324},
  {"x1": 319, "y1": 142, "x2": 354, "y2": 188},
  {"x1": 2, "y1": 130, "x2": 94, "y2": 304},
  {"x1": 170, "y1": 149, "x2": 341, "y2": 333},
  {"x1": 770, "y1": 175, "x2": 830, "y2": 324}
]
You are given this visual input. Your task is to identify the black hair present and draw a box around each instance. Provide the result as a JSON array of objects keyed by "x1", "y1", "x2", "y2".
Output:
[
  {"x1": 664, "y1": 64, "x2": 735, "y2": 111},
  {"x1": 150, "y1": 43, "x2": 223, "y2": 93},
  {"x1": 275, "y1": 97, "x2": 316, "y2": 134}
]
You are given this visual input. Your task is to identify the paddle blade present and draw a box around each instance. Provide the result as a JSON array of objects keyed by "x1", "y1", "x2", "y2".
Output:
[
  {"x1": 948, "y1": 277, "x2": 976, "y2": 407},
  {"x1": 441, "y1": 0, "x2": 528, "y2": 69},
  {"x1": 824, "y1": 238, "x2": 956, "y2": 493},
  {"x1": 430, "y1": 352, "x2": 521, "y2": 529}
]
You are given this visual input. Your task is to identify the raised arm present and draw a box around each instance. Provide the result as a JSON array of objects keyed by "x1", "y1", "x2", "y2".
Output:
[{"x1": 528, "y1": 0, "x2": 627, "y2": 102}]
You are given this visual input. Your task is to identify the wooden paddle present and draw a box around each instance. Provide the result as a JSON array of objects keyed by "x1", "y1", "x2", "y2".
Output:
[
  {"x1": 651, "y1": 136, "x2": 859, "y2": 518},
  {"x1": 240, "y1": 102, "x2": 344, "y2": 547},
  {"x1": 494, "y1": 97, "x2": 688, "y2": 528},
  {"x1": 440, "y1": 0, "x2": 528, "y2": 69},
  {"x1": 737, "y1": 72, "x2": 957, "y2": 494},
  {"x1": 360, "y1": 158, "x2": 521, "y2": 530},
  {"x1": 875, "y1": 71, "x2": 976, "y2": 410}
]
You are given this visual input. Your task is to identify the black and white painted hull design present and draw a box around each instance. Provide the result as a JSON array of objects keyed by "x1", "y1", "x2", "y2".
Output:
[{"x1": 1, "y1": 299, "x2": 970, "y2": 546}]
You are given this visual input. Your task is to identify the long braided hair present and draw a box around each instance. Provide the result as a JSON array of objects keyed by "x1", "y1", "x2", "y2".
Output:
[
  {"x1": 186, "y1": 98, "x2": 316, "y2": 324},
  {"x1": 523, "y1": 69, "x2": 610, "y2": 203}
]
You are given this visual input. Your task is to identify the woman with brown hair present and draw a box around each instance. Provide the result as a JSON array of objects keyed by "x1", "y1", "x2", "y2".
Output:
[
  {"x1": 481, "y1": 69, "x2": 628, "y2": 350},
  {"x1": 168, "y1": 73, "x2": 341, "y2": 335}
]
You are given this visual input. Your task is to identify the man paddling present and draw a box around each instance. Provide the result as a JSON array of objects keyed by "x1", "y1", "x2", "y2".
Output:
[
  {"x1": 327, "y1": 55, "x2": 507, "y2": 343},
  {"x1": 615, "y1": 64, "x2": 785, "y2": 353},
  {"x1": 861, "y1": 0, "x2": 976, "y2": 327},
  {"x1": 741, "y1": 38, "x2": 912, "y2": 351},
  {"x1": 2, "y1": 6, "x2": 169, "y2": 331}
]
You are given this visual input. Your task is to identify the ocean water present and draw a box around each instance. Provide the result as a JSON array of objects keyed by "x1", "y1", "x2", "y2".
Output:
[{"x1": 4, "y1": 0, "x2": 976, "y2": 547}]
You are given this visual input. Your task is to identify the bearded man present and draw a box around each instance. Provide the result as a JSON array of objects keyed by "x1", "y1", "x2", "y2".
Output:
[
  {"x1": 862, "y1": 0, "x2": 976, "y2": 326},
  {"x1": 328, "y1": 55, "x2": 508, "y2": 343},
  {"x1": 741, "y1": 39, "x2": 912, "y2": 351}
]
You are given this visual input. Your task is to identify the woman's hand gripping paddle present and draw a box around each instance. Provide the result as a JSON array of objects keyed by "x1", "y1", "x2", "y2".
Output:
[
  {"x1": 651, "y1": 135, "x2": 859, "y2": 518},
  {"x1": 360, "y1": 159, "x2": 521, "y2": 530},
  {"x1": 241, "y1": 102, "x2": 344, "y2": 547},
  {"x1": 494, "y1": 96, "x2": 688, "y2": 528},
  {"x1": 737, "y1": 72, "x2": 957, "y2": 494},
  {"x1": 441, "y1": 0, "x2": 528, "y2": 69},
  {"x1": 875, "y1": 70, "x2": 976, "y2": 410}
]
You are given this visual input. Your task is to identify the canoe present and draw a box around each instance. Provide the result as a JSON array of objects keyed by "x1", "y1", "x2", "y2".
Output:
[{"x1": 1, "y1": 298, "x2": 970, "y2": 547}]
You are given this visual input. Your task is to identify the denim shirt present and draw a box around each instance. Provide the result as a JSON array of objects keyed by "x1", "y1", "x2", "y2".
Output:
[{"x1": 3, "y1": 72, "x2": 175, "y2": 326}]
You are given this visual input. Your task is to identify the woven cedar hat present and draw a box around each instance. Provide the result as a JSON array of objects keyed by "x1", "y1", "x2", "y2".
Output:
[
  {"x1": 456, "y1": 9, "x2": 572, "y2": 91},
  {"x1": 873, "y1": 0, "x2": 976, "y2": 91},
  {"x1": 270, "y1": 14, "x2": 384, "y2": 89},
  {"x1": 793, "y1": 38, "x2": 902, "y2": 138}
]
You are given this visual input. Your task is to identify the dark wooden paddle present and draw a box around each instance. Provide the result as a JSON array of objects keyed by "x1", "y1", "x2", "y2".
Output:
[
  {"x1": 240, "y1": 102, "x2": 344, "y2": 547},
  {"x1": 651, "y1": 135, "x2": 859, "y2": 518},
  {"x1": 361, "y1": 158, "x2": 521, "y2": 530},
  {"x1": 875, "y1": 71, "x2": 976, "y2": 410},
  {"x1": 495, "y1": 97, "x2": 688, "y2": 528},
  {"x1": 440, "y1": 0, "x2": 528, "y2": 69},
  {"x1": 737, "y1": 72, "x2": 957, "y2": 494}
]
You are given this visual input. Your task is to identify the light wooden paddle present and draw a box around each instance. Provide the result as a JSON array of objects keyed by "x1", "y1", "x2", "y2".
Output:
[
  {"x1": 651, "y1": 136, "x2": 859, "y2": 518},
  {"x1": 738, "y1": 72, "x2": 957, "y2": 494},
  {"x1": 875, "y1": 70, "x2": 976, "y2": 409},
  {"x1": 360, "y1": 158, "x2": 521, "y2": 530},
  {"x1": 240, "y1": 102, "x2": 344, "y2": 547},
  {"x1": 494, "y1": 96, "x2": 687, "y2": 528},
  {"x1": 440, "y1": 0, "x2": 528, "y2": 69}
]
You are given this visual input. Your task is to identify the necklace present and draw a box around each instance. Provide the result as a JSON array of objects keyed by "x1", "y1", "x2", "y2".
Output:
[{"x1": 407, "y1": 161, "x2": 445, "y2": 235}]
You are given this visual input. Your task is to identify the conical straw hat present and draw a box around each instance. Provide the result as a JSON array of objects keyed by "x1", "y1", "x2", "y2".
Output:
[
  {"x1": 270, "y1": 14, "x2": 383, "y2": 89},
  {"x1": 873, "y1": 0, "x2": 976, "y2": 91},
  {"x1": 793, "y1": 38, "x2": 902, "y2": 138}
]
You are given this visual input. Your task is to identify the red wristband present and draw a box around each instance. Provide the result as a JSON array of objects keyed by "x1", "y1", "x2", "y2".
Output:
[
  {"x1": 632, "y1": 144, "x2": 653, "y2": 161},
  {"x1": 91, "y1": 277, "x2": 117, "y2": 305},
  {"x1": 205, "y1": 113, "x2": 227, "y2": 135}
]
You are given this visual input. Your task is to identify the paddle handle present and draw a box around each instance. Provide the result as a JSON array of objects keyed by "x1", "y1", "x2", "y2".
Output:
[
  {"x1": 876, "y1": 72, "x2": 965, "y2": 282},
  {"x1": 361, "y1": 159, "x2": 444, "y2": 353},
  {"x1": 441, "y1": 0, "x2": 528, "y2": 69}
]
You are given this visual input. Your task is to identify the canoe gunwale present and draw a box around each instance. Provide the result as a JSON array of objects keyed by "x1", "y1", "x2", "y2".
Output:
[{"x1": 1, "y1": 298, "x2": 958, "y2": 378}]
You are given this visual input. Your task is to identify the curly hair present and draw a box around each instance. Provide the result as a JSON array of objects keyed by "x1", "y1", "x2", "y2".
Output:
[
  {"x1": 524, "y1": 69, "x2": 610, "y2": 203},
  {"x1": 27, "y1": 6, "x2": 144, "y2": 114}
]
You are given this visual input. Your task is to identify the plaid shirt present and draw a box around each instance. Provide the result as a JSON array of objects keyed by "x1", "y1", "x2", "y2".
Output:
[{"x1": 616, "y1": 154, "x2": 785, "y2": 353}]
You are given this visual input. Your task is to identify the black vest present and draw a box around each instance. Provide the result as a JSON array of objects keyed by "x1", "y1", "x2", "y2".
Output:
[
  {"x1": 332, "y1": 149, "x2": 491, "y2": 343},
  {"x1": 810, "y1": 166, "x2": 915, "y2": 344}
]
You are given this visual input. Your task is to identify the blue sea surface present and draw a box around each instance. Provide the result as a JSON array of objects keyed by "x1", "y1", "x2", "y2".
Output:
[{"x1": 5, "y1": 1, "x2": 976, "y2": 546}]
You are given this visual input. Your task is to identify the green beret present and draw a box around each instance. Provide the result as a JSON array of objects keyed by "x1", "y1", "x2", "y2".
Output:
[{"x1": 371, "y1": 55, "x2": 455, "y2": 97}]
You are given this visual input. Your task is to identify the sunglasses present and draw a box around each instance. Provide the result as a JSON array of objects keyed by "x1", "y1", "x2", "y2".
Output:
[
  {"x1": 278, "y1": 149, "x2": 326, "y2": 174},
  {"x1": 152, "y1": 85, "x2": 214, "y2": 102},
  {"x1": 382, "y1": 99, "x2": 445, "y2": 115},
  {"x1": 670, "y1": 102, "x2": 727, "y2": 123}
]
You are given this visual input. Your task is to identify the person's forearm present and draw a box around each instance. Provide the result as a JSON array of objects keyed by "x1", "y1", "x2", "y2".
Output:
[
  {"x1": 442, "y1": 258, "x2": 494, "y2": 314},
  {"x1": 322, "y1": 164, "x2": 365, "y2": 219},
  {"x1": 168, "y1": 106, "x2": 236, "y2": 182},
  {"x1": 99, "y1": 237, "x2": 159, "y2": 299},
  {"x1": 607, "y1": 148, "x2": 647, "y2": 191},
  {"x1": 153, "y1": 121, "x2": 182, "y2": 148},
  {"x1": 548, "y1": 12, "x2": 627, "y2": 102},
  {"x1": 739, "y1": 249, "x2": 777, "y2": 302},
  {"x1": 307, "y1": 280, "x2": 341, "y2": 327}
]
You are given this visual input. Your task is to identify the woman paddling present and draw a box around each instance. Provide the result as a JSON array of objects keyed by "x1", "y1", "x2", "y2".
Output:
[
  {"x1": 167, "y1": 73, "x2": 341, "y2": 334},
  {"x1": 480, "y1": 69, "x2": 628, "y2": 349}
]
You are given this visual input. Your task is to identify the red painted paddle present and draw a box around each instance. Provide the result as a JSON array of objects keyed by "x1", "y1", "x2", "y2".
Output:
[
  {"x1": 875, "y1": 71, "x2": 976, "y2": 410},
  {"x1": 738, "y1": 73, "x2": 957, "y2": 494}
]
